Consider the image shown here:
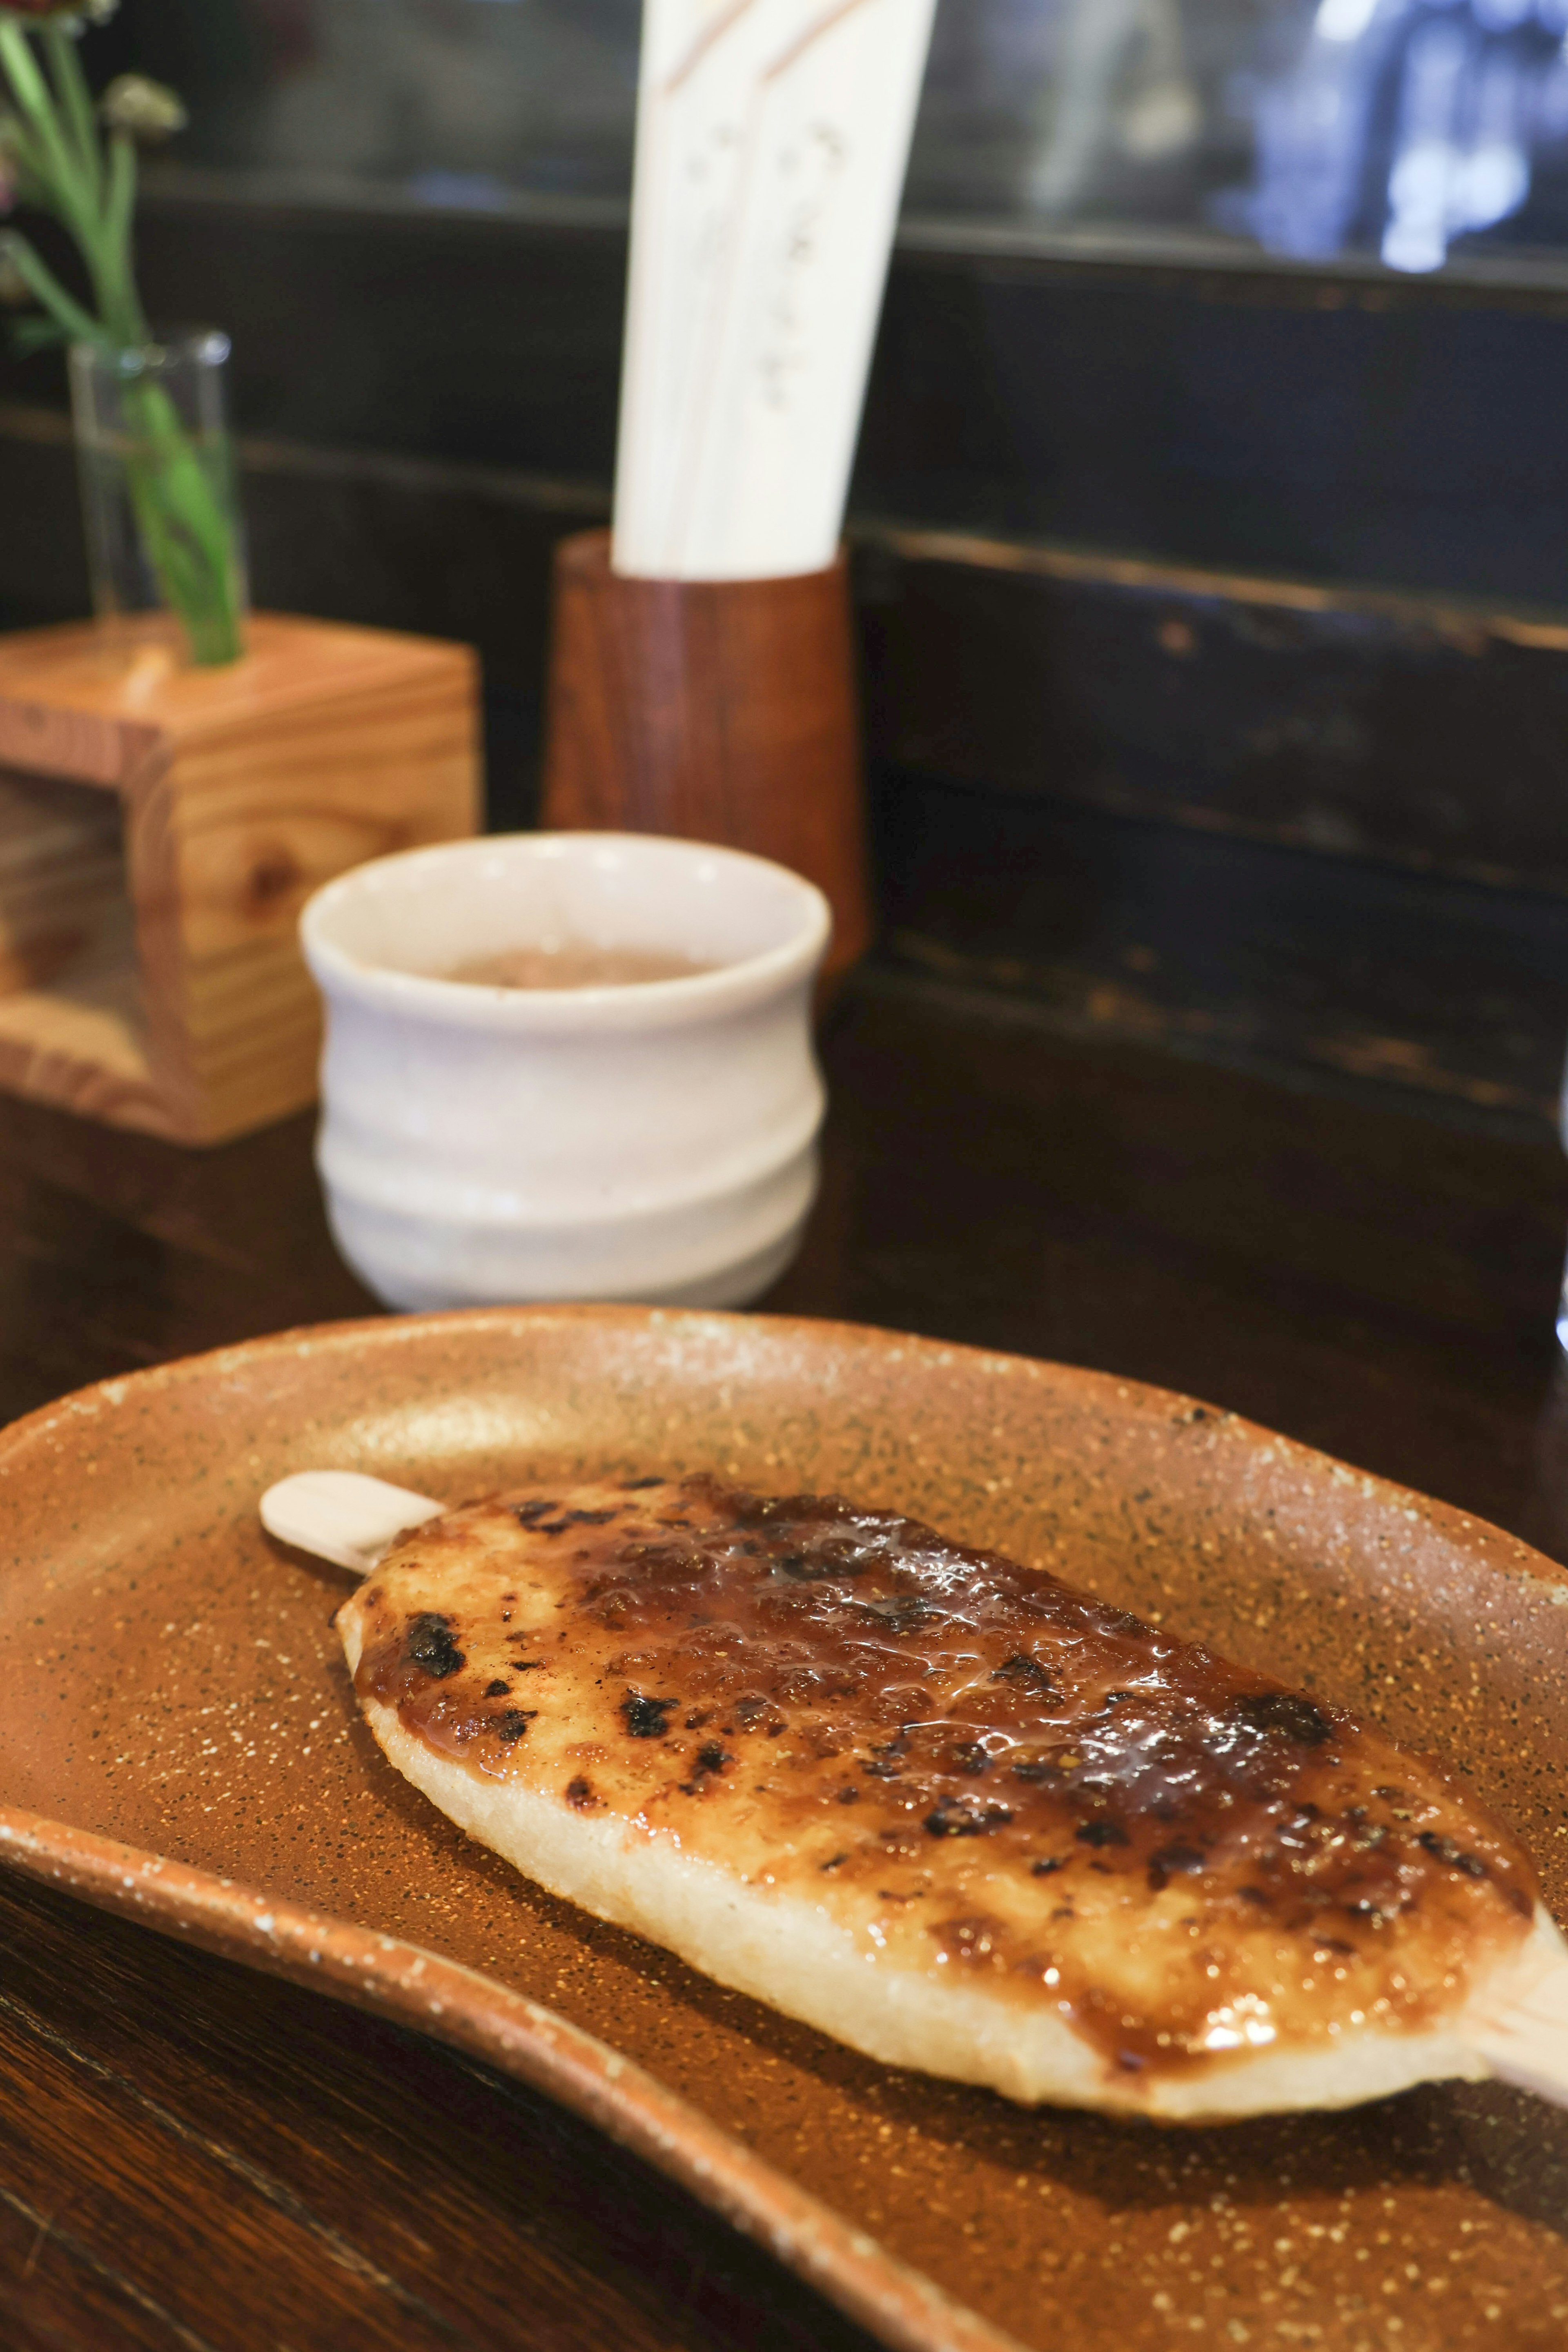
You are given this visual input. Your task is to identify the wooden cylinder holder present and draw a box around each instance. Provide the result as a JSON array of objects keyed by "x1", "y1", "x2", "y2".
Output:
[
  {"x1": 0, "y1": 615, "x2": 481, "y2": 1144},
  {"x1": 540, "y1": 530, "x2": 871, "y2": 995}
]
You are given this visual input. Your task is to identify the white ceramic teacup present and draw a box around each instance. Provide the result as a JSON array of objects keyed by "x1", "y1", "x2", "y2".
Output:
[{"x1": 299, "y1": 832, "x2": 830, "y2": 1311}]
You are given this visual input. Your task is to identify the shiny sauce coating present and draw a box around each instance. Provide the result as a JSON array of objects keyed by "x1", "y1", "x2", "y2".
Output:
[{"x1": 349, "y1": 1475, "x2": 1537, "y2": 2078}]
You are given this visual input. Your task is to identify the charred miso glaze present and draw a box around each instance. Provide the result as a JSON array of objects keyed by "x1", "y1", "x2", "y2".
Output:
[{"x1": 350, "y1": 1475, "x2": 1537, "y2": 2077}]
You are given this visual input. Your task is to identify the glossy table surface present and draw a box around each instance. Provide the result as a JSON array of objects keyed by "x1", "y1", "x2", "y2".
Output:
[{"x1": 2, "y1": 967, "x2": 1567, "y2": 2352}]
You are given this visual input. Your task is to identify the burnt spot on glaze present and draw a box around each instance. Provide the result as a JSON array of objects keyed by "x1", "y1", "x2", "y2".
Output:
[
  {"x1": 512, "y1": 1500, "x2": 561, "y2": 1528},
  {"x1": 678, "y1": 1739, "x2": 737, "y2": 1796},
  {"x1": 1418, "y1": 1830, "x2": 1489, "y2": 1878},
  {"x1": 405, "y1": 1612, "x2": 464, "y2": 1679},
  {"x1": 1232, "y1": 1692, "x2": 1334, "y2": 1747},
  {"x1": 993, "y1": 1653, "x2": 1057, "y2": 1699},
  {"x1": 926, "y1": 1795, "x2": 1014, "y2": 1838},
  {"x1": 621, "y1": 1692, "x2": 677, "y2": 1740},
  {"x1": 1147, "y1": 1843, "x2": 1206, "y2": 1891}
]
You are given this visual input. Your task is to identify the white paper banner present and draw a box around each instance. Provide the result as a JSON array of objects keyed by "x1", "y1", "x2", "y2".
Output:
[{"x1": 612, "y1": 0, "x2": 938, "y2": 580}]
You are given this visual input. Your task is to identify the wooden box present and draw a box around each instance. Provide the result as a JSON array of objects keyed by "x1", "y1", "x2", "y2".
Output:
[{"x1": 0, "y1": 614, "x2": 480, "y2": 1144}]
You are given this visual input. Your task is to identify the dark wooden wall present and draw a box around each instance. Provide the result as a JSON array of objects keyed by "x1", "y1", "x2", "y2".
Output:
[{"x1": 5, "y1": 179, "x2": 1568, "y2": 1131}]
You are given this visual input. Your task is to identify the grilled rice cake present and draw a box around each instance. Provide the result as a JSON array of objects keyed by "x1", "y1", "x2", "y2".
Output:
[{"x1": 335, "y1": 1474, "x2": 1559, "y2": 2120}]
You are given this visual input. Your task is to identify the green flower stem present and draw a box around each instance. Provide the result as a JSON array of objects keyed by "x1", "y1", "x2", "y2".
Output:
[
  {"x1": 42, "y1": 23, "x2": 141, "y2": 340},
  {"x1": 0, "y1": 223, "x2": 107, "y2": 345},
  {"x1": 0, "y1": 13, "x2": 241, "y2": 664},
  {"x1": 43, "y1": 20, "x2": 100, "y2": 205},
  {"x1": 103, "y1": 127, "x2": 135, "y2": 290},
  {"x1": 0, "y1": 20, "x2": 94, "y2": 260},
  {"x1": 118, "y1": 375, "x2": 244, "y2": 664}
]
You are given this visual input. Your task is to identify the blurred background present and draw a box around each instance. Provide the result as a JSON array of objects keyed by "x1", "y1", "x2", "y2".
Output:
[
  {"x1": 8, "y1": 0, "x2": 1568, "y2": 1151},
  {"x1": 78, "y1": 0, "x2": 1568, "y2": 275}
]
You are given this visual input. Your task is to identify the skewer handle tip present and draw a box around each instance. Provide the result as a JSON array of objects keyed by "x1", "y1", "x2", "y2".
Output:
[
  {"x1": 1472, "y1": 1952, "x2": 1568, "y2": 2109},
  {"x1": 260, "y1": 1470, "x2": 445, "y2": 1576}
]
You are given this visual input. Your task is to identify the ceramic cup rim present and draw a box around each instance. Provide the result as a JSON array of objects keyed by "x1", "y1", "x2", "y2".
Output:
[{"x1": 299, "y1": 832, "x2": 832, "y2": 1033}]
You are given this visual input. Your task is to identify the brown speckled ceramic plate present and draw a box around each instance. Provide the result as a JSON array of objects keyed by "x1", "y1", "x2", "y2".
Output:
[{"x1": 1, "y1": 1306, "x2": 1566, "y2": 2352}]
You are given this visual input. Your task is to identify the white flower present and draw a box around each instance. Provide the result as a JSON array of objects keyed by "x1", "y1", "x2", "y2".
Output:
[{"x1": 99, "y1": 73, "x2": 186, "y2": 140}]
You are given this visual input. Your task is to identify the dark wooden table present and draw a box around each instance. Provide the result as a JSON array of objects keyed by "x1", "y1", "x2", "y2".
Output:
[{"x1": 3, "y1": 968, "x2": 1567, "y2": 2352}]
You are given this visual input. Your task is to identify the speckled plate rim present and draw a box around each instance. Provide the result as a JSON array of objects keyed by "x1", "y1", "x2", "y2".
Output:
[
  {"x1": 0, "y1": 1810, "x2": 1020, "y2": 2352},
  {"x1": 0, "y1": 1303, "x2": 1564, "y2": 2352}
]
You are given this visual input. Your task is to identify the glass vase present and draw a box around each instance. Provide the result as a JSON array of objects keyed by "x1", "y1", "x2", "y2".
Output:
[{"x1": 68, "y1": 329, "x2": 249, "y2": 668}]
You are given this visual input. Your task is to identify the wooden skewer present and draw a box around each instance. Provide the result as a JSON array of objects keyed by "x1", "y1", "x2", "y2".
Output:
[
  {"x1": 1470, "y1": 1950, "x2": 1568, "y2": 2107},
  {"x1": 260, "y1": 1470, "x2": 444, "y2": 1576}
]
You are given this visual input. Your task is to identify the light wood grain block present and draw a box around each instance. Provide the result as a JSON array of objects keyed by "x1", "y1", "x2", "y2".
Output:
[
  {"x1": 0, "y1": 614, "x2": 481, "y2": 1143},
  {"x1": 0, "y1": 771, "x2": 124, "y2": 993}
]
